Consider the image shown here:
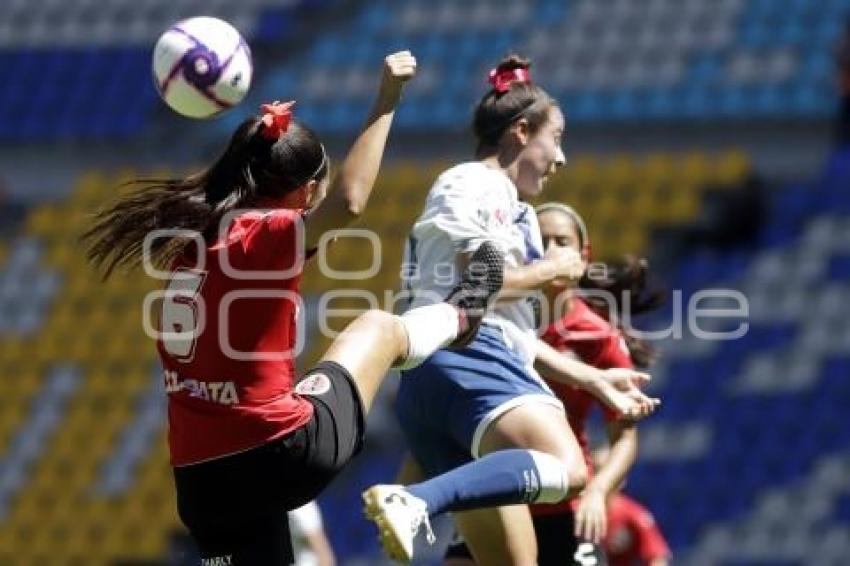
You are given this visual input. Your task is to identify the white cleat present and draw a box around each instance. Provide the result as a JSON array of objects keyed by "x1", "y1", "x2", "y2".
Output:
[{"x1": 362, "y1": 484, "x2": 435, "y2": 564}]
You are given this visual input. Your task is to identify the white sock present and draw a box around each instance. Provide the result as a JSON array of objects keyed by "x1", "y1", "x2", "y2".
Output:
[
  {"x1": 394, "y1": 303, "x2": 459, "y2": 370},
  {"x1": 527, "y1": 449, "x2": 570, "y2": 504}
]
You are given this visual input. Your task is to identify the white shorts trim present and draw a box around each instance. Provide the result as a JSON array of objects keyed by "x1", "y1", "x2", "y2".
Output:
[{"x1": 470, "y1": 394, "x2": 565, "y2": 459}]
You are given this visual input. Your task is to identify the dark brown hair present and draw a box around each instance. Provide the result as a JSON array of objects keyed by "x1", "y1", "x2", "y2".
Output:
[
  {"x1": 473, "y1": 54, "x2": 557, "y2": 154},
  {"x1": 82, "y1": 117, "x2": 328, "y2": 278},
  {"x1": 580, "y1": 255, "x2": 666, "y2": 368}
]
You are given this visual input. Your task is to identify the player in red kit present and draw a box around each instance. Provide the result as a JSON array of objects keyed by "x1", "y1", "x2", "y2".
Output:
[
  {"x1": 529, "y1": 202, "x2": 665, "y2": 566},
  {"x1": 594, "y1": 448, "x2": 671, "y2": 566},
  {"x1": 83, "y1": 51, "x2": 506, "y2": 566}
]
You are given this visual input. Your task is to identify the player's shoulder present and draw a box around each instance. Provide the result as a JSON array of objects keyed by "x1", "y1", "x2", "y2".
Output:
[
  {"x1": 570, "y1": 298, "x2": 615, "y2": 332},
  {"x1": 250, "y1": 208, "x2": 305, "y2": 240},
  {"x1": 433, "y1": 162, "x2": 498, "y2": 193},
  {"x1": 228, "y1": 207, "x2": 301, "y2": 229},
  {"x1": 226, "y1": 208, "x2": 304, "y2": 259},
  {"x1": 265, "y1": 207, "x2": 304, "y2": 226},
  {"x1": 440, "y1": 161, "x2": 488, "y2": 180},
  {"x1": 615, "y1": 493, "x2": 654, "y2": 519}
]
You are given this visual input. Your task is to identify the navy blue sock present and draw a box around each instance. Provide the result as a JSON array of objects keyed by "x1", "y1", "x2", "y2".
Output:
[{"x1": 406, "y1": 449, "x2": 544, "y2": 516}]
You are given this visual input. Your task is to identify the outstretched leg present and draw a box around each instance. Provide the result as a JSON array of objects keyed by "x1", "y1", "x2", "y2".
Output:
[{"x1": 317, "y1": 240, "x2": 505, "y2": 413}]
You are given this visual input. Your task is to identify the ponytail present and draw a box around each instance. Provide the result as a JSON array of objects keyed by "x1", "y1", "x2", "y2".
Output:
[
  {"x1": 83, "y1": 110, "x2": 327, "y2": 278},
  {"x1": 580, "y1": 255, "x2": 666, "y2": 368}
]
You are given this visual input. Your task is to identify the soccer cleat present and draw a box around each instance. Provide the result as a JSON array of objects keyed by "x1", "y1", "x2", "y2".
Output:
[
  {"x1": 362, "y1": 484, "x2": 435, "y2": 564},
  {"x1": 445, "y1": 241, "x2": 505, "y2": 348}
]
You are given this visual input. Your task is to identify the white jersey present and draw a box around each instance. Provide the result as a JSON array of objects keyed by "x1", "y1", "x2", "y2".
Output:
[{"x1": 402, "y1": 162, "x2": 544, "y2": 364}]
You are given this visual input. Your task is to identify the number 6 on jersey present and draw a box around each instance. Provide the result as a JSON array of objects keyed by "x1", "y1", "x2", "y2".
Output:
[{"x1": 160, "y1": 269, "x2": 207, "y2": 361}]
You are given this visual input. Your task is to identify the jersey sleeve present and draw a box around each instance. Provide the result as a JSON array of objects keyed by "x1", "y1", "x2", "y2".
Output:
[
  {"x1": 598, "y1": 333, "x2": 634, "y2": 370},
  {"x1": 266, "y1": 209, "x2": 304, "y2": 240},
  {"x1": 253, "y1": 209, "x2": 305, "y2": 272},
  {"x1": 633, "y1": 504, "x2": 672, "y2": 561},
  {"x1": 418, "y1": 170, "x2": 492, "y2": 255},
  {"x1": 565, "y1": 333, "x2": 605, "y2": 366},
  {"x1": 597, "y1": 332, "x2": 635, "y2": 422}
]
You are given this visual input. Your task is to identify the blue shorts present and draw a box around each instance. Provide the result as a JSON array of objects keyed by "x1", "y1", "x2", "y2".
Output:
[{"x1": 395, "y1": 324, "x2": 563, "y2": 477}]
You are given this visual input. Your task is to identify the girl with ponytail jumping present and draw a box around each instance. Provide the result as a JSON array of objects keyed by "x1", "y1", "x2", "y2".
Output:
[{"x1": 84, "y1": 51, "x2": 506, "y2": 566}]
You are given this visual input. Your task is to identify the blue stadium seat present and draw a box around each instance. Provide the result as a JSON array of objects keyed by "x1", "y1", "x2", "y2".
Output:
[{"x1": 827, "y1": 255, "x2": 850, "y2": 280}]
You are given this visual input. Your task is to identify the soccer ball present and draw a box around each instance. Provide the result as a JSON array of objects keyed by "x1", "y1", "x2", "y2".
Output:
[{"x1": 152, "y1": 17, "x2": 253, "y2": 119}]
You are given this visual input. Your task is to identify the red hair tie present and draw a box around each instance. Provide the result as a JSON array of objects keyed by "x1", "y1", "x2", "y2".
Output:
[
  {"x1": 488, "y1": 67, "x2": 531, "y2": 94},
  {"x1": 259, "y1": 100, "x2": 295, "y2": 140}
]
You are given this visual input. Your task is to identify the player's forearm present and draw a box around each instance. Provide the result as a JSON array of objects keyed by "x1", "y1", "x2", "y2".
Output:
[
  {"x1": 587, "y1": 422, "x2": 637, "y2": 496},
  {"x1": 533, "y1": 339, "x2": 605, "y2": 391},
  {"x1": 501, "y1": 260, "x2": 562, "y2": 293},
  {"x1": 327, "y1": 100, "x2": 398, "y2": 218}
]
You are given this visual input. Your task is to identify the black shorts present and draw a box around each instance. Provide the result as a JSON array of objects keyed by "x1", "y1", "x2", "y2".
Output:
[
  {"x1": 444, "y1": 512, "x2": 608, "y2": 566},
  {"x1": 173, "y1": 361, "x2": 366, "y2": 566},
  {"x1": 533, "y1": 512, "x2": 607, "y2": 566}
]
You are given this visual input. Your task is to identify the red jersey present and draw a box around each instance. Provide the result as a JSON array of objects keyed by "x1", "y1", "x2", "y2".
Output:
[
  {"x1": 158, "y1": 209, "x2": 314, "y2": 466},
  {"x1": 603, "y1": 493, "x2": 671, "y2": 566},
  {"x1": 532, "y1": 297, "x2": 633, "y2": 516}
]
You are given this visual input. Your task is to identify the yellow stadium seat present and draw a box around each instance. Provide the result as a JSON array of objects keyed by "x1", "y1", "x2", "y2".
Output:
[
  {"x1": 19, "y1": 553, "x2": 51, "y2": 566},
  {"x1": 382, "y1": 161, "x2": 423, "y2": 194},
  {"x1": 591, "y1": 191, "x2": 623, "y2": 224},
  {"x1": 621, "y1": 225, "x2": 649, "y2": 255},
  {"x1": 570, "y1": 182, "x2": 605, "y2": 210},
  {"x1": 73, "y1": 170, "x2": 111, "y2": 199},
  {"x1": 714, "y1": 149, "x2": 751, "y2": 186},
  {"x1": 603, "y1": 154, "x2": 638, "y2": 185},
  {"x1": 624, "y1": 197, "x2": 656, "y2": 226},
  {"x1": 0, "y1": 336, "x2": 25, "y2": 364},
  {"x1": 679, "y1": 151, "x2": 712, "y2": 185},
  {"x1": 23, "y1": 205, "x2": 60, "y2": 238},
  {"x1": 667, "y1": 187, "x2": 701, "y2": 222},
  {"x1": 567, "y1": 154, "x2": 600, "y2": 185},
  {"x1": 640, "y1": 152, "x2": 676, "y2": 184},
  {"x1": 420, "y1": 160, "x2": 450, "y2": 187},
  {"x1": 609, "y1": 182, "x2": 642, "y2": 211},
  {"x1": 0, "y1": 536, "x2": 16, "y2": 557},
  {"x1": 43, "y1": 243, "x2": 76, "y2": 270},
  {"x1": 62, "y1": 527, "x2": 97, "y2": 563}
]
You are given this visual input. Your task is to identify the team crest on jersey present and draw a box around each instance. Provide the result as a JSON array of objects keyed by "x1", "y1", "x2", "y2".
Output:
[
  {"x1": 295, "y1": 373, "x2": 331, "y2": 396},
  {"x1": 477, "y1": 204, "x2": 509, "y2": 230}
]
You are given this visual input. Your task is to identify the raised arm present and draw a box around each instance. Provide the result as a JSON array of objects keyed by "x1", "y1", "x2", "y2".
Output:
[
  {"x1": 502, "y1": 244, "x2": 585, "y2": 294},
  {"x1": 305, "y1": 51, "x2": 416, "y2": 250},
  {"x1": 532, "y1": 339, "x2": 659, "y2": 420},
  {"x1": 457, "y1": 244, "x2": 585, "y2": 300}
]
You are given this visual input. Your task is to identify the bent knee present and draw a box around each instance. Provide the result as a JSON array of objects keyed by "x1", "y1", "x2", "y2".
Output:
[
  {"x1": 357, "y1": 309, "x2": 402, "y2": 338},
  {"x1": 546, "y1": 448, "x2": 588, "y2": 492},
  {"x1": 357, "y1": 309, "x2": 394, "y2": 327},
  {"x1": 569, "y1": 460, "x2": 588, "y2": 491},
  {"x1": 528, "y1": 450, "x2": 582, "y2": 504}
]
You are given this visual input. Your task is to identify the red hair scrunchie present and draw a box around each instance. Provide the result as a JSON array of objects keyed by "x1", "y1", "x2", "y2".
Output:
[
  {"x1": 259, "y1": 100, "x2": 295, "y2": 140},
  {"x1": 488, "y1": 67, "x2": 532, "y2": 94}
]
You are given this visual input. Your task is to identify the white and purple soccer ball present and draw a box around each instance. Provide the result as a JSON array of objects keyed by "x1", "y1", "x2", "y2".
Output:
[{"x1": 152, "y1": 17, "x2": 253, "y2": 119}]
